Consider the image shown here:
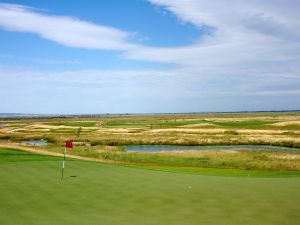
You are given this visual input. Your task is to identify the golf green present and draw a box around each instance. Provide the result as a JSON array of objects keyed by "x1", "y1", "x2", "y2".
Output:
[{"x1": 0, "y1": 148, "x2": 299, "y2": 225}]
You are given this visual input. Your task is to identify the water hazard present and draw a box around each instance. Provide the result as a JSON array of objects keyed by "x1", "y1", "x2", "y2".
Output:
[
  {"x1": 125, "y1": 145, "x2": 300, "y2": 153},
  {"x1": 22, "y1": 139, "x2": 48, "y2": 146}
]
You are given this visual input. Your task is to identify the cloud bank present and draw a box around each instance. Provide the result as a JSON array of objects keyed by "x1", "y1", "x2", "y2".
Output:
[{"x1": 0, "y1": 1, "x2": 299, "y2": 113}]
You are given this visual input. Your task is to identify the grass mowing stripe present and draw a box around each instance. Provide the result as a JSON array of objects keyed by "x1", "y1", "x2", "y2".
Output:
[
  {"x1": 45, "y1": 121, "x2": 96, "y2": 127},
  {"x1": 127, "y1": 165, "x2": 300, "y2": 177},
  {"x1": 210, "y1": 120, "x2": 275, "y2": 127},
  {"x1": 0, "y1": 148, "x2": 300, "y2": 225}
]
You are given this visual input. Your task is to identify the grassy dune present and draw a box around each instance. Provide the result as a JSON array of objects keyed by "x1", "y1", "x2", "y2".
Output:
[{"x1": 0, "y1": 148, "x2": 300, "y2": 225}]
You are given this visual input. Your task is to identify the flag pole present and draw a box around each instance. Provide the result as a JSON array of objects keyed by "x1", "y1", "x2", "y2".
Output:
[
  {"x1": 61, "y1": 147, "x2": 66, "y2": 180},
  {"x1": 61, "y1": 140, "x2": 73, "y2": 180}
]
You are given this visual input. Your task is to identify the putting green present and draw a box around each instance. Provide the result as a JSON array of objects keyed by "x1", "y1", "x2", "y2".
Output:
[{"x1": 0, "y1": 148, "x2": 299, "y2": 225}]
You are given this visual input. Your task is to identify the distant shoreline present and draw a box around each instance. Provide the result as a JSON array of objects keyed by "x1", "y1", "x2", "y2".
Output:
[{"x1": 0, "y1": 110, "x2": 299, "y2": 119}]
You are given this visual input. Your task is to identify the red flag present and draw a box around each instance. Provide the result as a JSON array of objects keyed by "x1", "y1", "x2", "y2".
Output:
[{"x1": 65, "y1": 140, "x2": 73, "y2": 148}]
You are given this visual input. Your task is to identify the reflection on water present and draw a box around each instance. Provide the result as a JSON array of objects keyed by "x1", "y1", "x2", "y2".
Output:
[
  {"x1": 125, "y1": 145, "x2": 299, "y2": 153},
  {"x1": 22, "y1": 139, "x2": 48, "y2": 146}
]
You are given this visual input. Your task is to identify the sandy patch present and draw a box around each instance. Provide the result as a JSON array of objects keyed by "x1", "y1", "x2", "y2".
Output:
[
  {"x1": 270, "y1": 154, "x2": 300, "y2": 160},
  {"x1": 236, "y1": 129, "x2": 283, "y2": 134},
  {"x1": 0, "y1": 127, "x2": 13, "y2": 133},
  {"x1": 96, "y1": 128, "x2": 137, "y2": 133},
  {"x1": 271, "y1": 121, "x2": 300, "y2": 126},
  {"x1": 245, "y1": 135, "x2": 300, "y2": 143},
  {"x1": 148, "y1": 128, "x2": 225, "y2": 133},
  {"x1": 30, "y1": 124, "x2": 100, "y2": 130},
  {"x1": 29, "y1": 124, "x2": 77, "y2": 129},
  {"x1": 6, "y1": 128, "x2": 22, "y2": 133}
]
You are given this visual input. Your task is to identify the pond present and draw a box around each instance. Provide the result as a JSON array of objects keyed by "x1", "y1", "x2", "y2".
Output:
[
  {"x1": 124, "y1": 145, "x2": 300, "y2": 153},
  {"x1": 22, "y1": 139, "x2": 48, "y2": 146}
]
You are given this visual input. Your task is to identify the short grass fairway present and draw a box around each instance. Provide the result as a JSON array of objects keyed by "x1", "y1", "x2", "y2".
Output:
[{"x1": 0, "y1": 148, "x2": 300, "y2": 225}]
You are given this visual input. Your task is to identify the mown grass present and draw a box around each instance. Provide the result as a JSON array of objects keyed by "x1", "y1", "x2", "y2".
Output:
[
  {"x1": 131, "y1": 165, "x2": 300, "y2": 177},
  {"x1": 154, "y1": 119, "x2": 208, "y2": 126},
  {"x1": 0, "y1": 148, "x2": 61, "y2": 162},
  {"x1": 105, "y1": 119, "x2": 278, "y2": 128},
  {"x1": 106, "y1": 119, "x2": 209, "y2": 127},
  {"x1": 0, "y1": 148, "x2": 300, "y2": 225},
  {"x1": 45, "y1": 121, "x2": 96, "y2": 127},
  {"x1": 211, "y1": 120, "x2": 275, "y2": 127}
]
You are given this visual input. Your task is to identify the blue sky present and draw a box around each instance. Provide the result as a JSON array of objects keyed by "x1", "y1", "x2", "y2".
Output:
[{"x1": 0, "y1": 0, "x2": 299, "y2": 113}]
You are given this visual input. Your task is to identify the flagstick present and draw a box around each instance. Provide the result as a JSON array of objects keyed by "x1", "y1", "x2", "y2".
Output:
[{"x1": 61, "y1": 147, "x2": 66, "y2": 180}]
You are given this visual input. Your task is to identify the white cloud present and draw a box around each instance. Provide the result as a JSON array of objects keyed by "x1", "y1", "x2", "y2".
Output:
[
  {"x1": 1, "y1": 67, "x2": 299, "y2": 113},
  {"x1": 0, "y1": 3, "x2": 137, "y2": 50},
  {"x1": 148, "y1": 0, "x2": 300, "y2": 39},
  {"x1": 126, "y1": 0, "x2": 300, "y2": 68},
  {"x1": 122, "y1": 0, "x2": 300, "y2": 102}
]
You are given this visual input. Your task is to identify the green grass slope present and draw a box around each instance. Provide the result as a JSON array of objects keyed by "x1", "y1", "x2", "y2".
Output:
[{"x1": 0, "y1": 148, "x2": 300, "y2": 225}]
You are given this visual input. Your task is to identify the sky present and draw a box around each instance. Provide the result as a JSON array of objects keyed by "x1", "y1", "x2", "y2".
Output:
[{"x1": 0, "y1": 0, "x2": 299, "y2": 114}]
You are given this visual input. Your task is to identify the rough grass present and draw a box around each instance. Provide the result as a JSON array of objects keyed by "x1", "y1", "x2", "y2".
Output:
[
  {"x1": 94, "y1": 150, "x2": 300, "y2": 171},
  {"x1": 32, "y1": 145, "x2": 300, "y2": 171},
  {"x1": 1, "y1": 130, "x2": 300, "y2": 148},
  {"x1": 1, "y1": 112, "x2": 299, "y2": 170},
  {"x1": 224, "y1": 130, "x2": 239, "y2": 135}
]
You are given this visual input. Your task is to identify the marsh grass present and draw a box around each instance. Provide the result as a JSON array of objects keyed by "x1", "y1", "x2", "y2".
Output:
[
  {"x1": 1, "y1": 128, "x2": 300, "y2": 148},
  {"x1": 32, "y1": 142, "x2": 300, "y2": 171},
  {"x1": 1, "y1": 112, "x2": 300, "y2": 171},
  {"x1": 63, "y1": 148, "x2": 300, "y2": 171}
]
